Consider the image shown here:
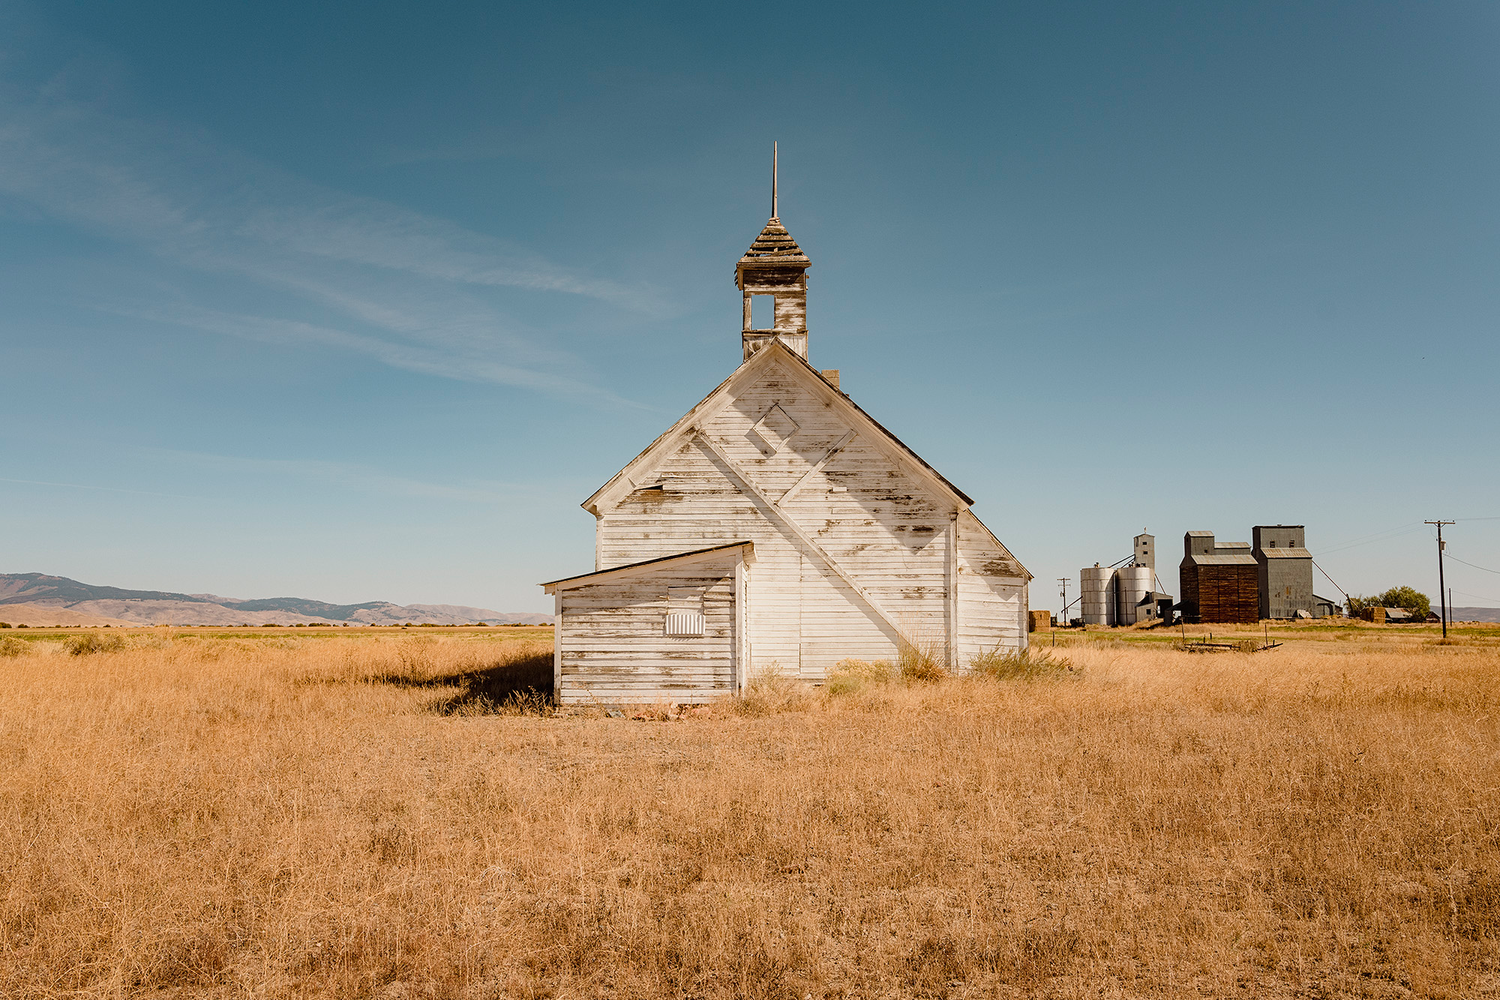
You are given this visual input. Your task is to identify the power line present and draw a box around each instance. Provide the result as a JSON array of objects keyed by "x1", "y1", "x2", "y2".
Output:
[
  {"x1": 1314, "y1": 517, "x2": 1498, "y2": 558},
  {"x1": 1319, "y1": 521, "x2": 1429, "y2": 555},
  {"x1": 1445, "y1": 551, "x2": 1500, "y2": 576}
]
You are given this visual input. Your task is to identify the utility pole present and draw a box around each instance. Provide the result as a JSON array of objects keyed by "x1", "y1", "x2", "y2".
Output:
[
  {"x1": 1425, "y1": 520, "x2": 1454, "y2": 638},
  {"x1": 1057, "y1": 578, "x2": 1069, "y2": 627}
]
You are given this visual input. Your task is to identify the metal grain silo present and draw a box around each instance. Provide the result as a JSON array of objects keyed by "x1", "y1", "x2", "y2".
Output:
[
  {"x1": 1080, "y1": 564, "x2": 1116, "y2": 625},
  {"x1": 1114, "y1": 565, "x2": 1153, "y2": 625}
]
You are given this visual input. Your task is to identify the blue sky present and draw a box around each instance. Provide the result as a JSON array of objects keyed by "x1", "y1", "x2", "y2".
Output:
[{"x1": 2, "y1": 1, "x2": 1497, "y2": 613}]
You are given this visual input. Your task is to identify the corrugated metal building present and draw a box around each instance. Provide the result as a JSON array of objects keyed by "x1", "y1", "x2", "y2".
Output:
[
  {"x1": 542, "y1": 178, "x2": 1031, "y2": 706},
  {"x1": 1179, "y1": 531, "x2": 1259, "y2": 624},
  {"x1": 1252, "y1": 525, "x2": 1316, "y2": 619}
]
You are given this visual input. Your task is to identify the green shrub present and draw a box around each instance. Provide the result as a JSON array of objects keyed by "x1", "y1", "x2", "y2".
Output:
[
  {"x1": 1348, "y1": 586, "x2": 1431, "y2": 619},
  {"x1": 0, "y1": 635, "x2": 28, "y2": 657}
]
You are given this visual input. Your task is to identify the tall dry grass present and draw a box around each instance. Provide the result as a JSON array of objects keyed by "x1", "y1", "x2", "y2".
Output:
[{"x1": 1, "y1": 629, "x2": 1497, "y2": 998}]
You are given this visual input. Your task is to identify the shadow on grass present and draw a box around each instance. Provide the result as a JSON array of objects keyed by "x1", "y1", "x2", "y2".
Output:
[{"x1": 370, "y1": 648, "x2": 554, "y2": 716}]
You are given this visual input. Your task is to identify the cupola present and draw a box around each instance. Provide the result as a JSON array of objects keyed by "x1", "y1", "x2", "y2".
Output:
[{"x1": 736, "y1": 142, "x2": 811, "y2": 362}]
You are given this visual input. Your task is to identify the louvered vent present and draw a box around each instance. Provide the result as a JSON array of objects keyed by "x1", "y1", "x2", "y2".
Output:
[{"x1": 665, "y1": 612, "x2": 705, "y2": 637}]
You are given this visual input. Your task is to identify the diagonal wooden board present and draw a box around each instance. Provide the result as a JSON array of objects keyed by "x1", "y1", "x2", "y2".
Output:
[
  {"x1": 691, "y1": 429, "x2": 921, "y2": 650},
  {"x1": 777, "y1": 429, "x2": 857, "y2": 507}
]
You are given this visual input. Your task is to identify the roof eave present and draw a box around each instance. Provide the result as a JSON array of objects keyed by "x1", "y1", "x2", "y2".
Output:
[{"x1": 541, "y1": 540, "x2": 755, "y2": 592}]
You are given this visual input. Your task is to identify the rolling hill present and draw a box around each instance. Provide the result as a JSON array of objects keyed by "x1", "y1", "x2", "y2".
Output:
[{"x1": 0, "y1": 573, "x2": 551, "y2": 626}]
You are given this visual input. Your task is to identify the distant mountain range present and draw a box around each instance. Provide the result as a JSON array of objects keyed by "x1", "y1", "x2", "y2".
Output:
[
  {"x1": 0, "y1": 573, "x2": 552, "y2": 626},
  {"x1": 1449, "y1": 607, "x2": 1500, "y2": 624}
]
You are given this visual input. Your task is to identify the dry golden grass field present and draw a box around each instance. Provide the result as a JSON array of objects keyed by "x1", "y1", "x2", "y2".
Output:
[{"x1": 2, "y1": 621, "x2": 1498, "y2": 998}]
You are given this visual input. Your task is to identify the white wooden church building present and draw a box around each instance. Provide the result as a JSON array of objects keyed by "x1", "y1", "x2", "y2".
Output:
[{"x1": 543, "y1": 176, "x2": 1030, "y2": 704}]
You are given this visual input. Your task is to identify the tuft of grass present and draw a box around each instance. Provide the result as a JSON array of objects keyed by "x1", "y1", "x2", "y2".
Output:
[
  {"x1": 969, "y1": 646, "x2": 1075, "y2": 680},
  {"x1": 0, "y1": 635, "x2": 29, "y2": 657},
  {"x1": 897, "y1": 638, "x2": 948, "y2": 683},
  {"x1": 824, "y1": 657, "x2": 895, "y2": 696},
  {"x1": 65, "y1": 631, "x2": 127, "y2": 655},
  {"x1": 733, "y1": 671, "x2": 814, "y2": 715}
]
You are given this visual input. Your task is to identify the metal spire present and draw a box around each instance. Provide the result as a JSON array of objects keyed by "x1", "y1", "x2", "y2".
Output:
[{"x1": 771, "y1": 140, "x2": 778, "y2": 220}]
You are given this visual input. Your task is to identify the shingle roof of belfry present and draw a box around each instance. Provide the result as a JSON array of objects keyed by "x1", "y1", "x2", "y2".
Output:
[{"x1": 738, "y1": 217, "x2": 811, "y2": 267}]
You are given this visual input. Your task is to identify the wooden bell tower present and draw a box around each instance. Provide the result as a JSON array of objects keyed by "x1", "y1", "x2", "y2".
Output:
[{"x1": 736, "y1": 141, "x2": 811, "y2": 361}]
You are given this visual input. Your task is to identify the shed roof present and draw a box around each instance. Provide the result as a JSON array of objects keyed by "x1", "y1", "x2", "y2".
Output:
[
  {"x1": 542, "y1": 541, "x2": 754, "y2": 592},
  {"x1": 1260, "y1": 547, "x2": 1313, "y2": 559}
]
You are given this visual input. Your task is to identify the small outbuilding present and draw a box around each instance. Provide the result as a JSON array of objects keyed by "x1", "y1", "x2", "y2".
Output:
[{"x1": 543, "y1": 543, "x2": 753, "y2": 704}]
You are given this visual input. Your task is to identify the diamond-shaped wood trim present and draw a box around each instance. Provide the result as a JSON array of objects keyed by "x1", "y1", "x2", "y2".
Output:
[{"x1": 747, "y1": 403, "x2": 799, "y2": 455}]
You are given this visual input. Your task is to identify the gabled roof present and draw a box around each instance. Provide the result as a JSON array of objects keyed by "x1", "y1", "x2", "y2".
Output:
[
  {"x1": 737, "y1": 217, "x2": 810, "y2": 269},
  {"x1": 583, "y1": 338, "x2": 974, "y2": 515}
]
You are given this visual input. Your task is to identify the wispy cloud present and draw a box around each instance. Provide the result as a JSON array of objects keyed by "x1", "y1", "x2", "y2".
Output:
[
  {"x1": 0, "y1": 451, "x2": 548, "y2": 507},
  {"x1": 145, "y1": 448, "x2": 535, "y2": 505},
  {"x1": 111, "y1": 302, "x2": 645, "y2": 408},
  {"x1": 0, "y1": 476, "x2": 203, "y2": 501},
  {"x1": 0, "y1": 74, "x2": 660, "y2": 401}
]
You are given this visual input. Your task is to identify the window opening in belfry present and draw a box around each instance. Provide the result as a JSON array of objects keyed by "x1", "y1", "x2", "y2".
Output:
[{"x1": 751, "y1": 295, "x2": 775, "y2": 329}]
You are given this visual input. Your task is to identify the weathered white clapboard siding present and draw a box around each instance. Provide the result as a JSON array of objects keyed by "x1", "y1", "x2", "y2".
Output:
[
  {"x1": 544, "y1": 543, "x2": 750, "y2": 706},
  {"x1": 956, "y1": 511, "x2": 1028, "y2": 662},
  {"x1": 594, "y1": 367, "x2": 954, "y2": 677},
  {"x1": 576, "y1": 345, "x2": 1029, "y2": 683}
]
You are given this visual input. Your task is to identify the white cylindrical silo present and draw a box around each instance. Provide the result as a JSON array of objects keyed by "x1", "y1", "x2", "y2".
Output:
[
  {"x1": 1080, "y1": 564, "x2": 1116, "y2": 626},
  {"x1": 1114, "y1": 565, "x2": 1153, "y2": 625}
]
